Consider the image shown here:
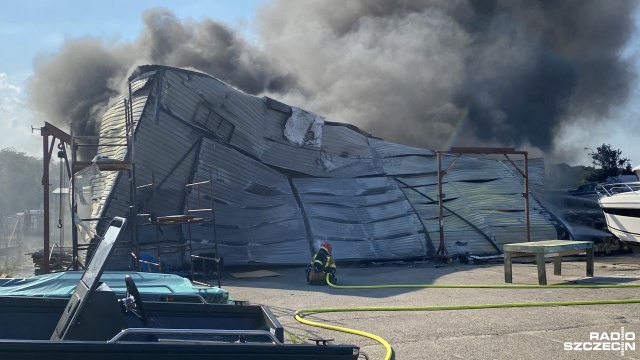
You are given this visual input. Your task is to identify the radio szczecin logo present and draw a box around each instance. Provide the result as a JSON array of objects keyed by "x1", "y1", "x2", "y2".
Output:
[{"x1": 564, "y1": 328, "x2": 635, "y2": 356}]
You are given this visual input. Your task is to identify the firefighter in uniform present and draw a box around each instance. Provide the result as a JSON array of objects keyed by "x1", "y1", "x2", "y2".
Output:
[{"x1": 306, "y1": 242, "x2": 337, "y2": 285}]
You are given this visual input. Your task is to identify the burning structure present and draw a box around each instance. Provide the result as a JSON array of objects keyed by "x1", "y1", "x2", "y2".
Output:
[
  {"x1": 82, "y1": 65, "x2": 565, "y2": 268},
  {"x1": 26, "y1": 2, "x2": 638, "y2": 270}
]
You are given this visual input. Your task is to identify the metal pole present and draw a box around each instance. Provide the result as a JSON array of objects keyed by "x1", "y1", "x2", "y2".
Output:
[
  {"x1": 209, "y1": 171, "x2": 221, "y2": 288},
  {"x1": 42, "y1": 127, "x2": 50, "y2": 274},
  {"x1": 152, "y1": 173, "x2": 161, "y2": 272},
  {"x1": 71, "y1": 134, "x2": 79, "y2": 270},
  {"x1": 524, "y1": 152, "x2": 530, "y2": 242},
  {"x1": 437, "y1": 151, "x2": 446, "y2": 256}
]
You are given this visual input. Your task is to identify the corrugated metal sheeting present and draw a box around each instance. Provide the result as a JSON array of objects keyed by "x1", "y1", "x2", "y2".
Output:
[
  {"x1": 89, "y1": 65, "x2": 565, "y2": 267},
  {"x1": 293, "y1": 177, "x2": 430, "y2": 260},
  {"x1": 189, "y1": 138, "x2": 308, "y2": 264}
]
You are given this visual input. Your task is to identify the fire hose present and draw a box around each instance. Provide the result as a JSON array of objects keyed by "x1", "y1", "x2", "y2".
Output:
[{"x1": 293, "y1": 274, "x2": 640, "y2": 360}]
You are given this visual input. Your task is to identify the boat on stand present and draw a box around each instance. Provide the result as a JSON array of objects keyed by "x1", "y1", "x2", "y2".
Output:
[{"x1": 598, "y1": 165, "x2": 640, "y2": 250}]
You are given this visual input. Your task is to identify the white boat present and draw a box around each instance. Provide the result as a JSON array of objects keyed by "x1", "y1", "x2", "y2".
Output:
[{"x1": 598, "y1": 166, "x2": 640, "y2": 248}]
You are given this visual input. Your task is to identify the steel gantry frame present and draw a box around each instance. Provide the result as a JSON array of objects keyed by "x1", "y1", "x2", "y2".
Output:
[{"x1": 39, "y1": 122, "x2": 72, "y2": 274}]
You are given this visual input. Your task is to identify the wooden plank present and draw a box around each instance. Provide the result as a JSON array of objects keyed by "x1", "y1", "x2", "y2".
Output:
[
  {"x1": 506, "y1": 249, "x2": 586, "y2": 258},
  {"x1": 587, "y1": 248, "x2": 594, "y2": 277},
  {"x1": 503, "y1": 240, "x2": 594, "y2": 284},
  {"x1": 535, "y1": 253, "x2": 547, "y2": 285},
  {"x1": 504, "y1": 252, "x2": 512, "y2": 283},
  {"x1": 554, "y1": 256, "x2": 562, "y2": 275},
  {"x1": 503, "y1": 240, "x2": 592, "y2": 254},
  {"x1": 156, "y1": 215, "x2": 204, "y2": 225},
  {"x1": 73, "y1": 160, "x2": 132, "y2": 172}
]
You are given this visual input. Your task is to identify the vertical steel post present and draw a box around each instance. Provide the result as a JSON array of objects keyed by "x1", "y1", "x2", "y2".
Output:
[
  {"x1": 42, "y1": 127, "x2": 50, "y2": 274},
  {"x1": 152, "y1": 173, "x2": 161, "y2": 272},
  {"x1": 71, "y1": 134, "x2": 79, "y2": 270},
  {"x1": 524, "y1": 152, "x2": 530, "y2": 242},
  {"x1": 437, "y1": 151, "x2": 445, "y2": 255},
  {"x1": 209, "y1": 171, "x2": 221, "y2": 288}
]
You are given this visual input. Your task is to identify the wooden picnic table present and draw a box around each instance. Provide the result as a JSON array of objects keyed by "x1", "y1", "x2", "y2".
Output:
[{"x1": 503, "y1": 240, "x2": 594, "y2": 285}]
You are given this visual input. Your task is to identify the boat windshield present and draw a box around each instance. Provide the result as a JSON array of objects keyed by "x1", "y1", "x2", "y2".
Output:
[{"x1": 81, "y1": 218, "x2": 124, "y2": 287}]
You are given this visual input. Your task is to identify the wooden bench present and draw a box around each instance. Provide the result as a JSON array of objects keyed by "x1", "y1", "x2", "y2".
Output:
[{"x1": 503, "y1": 240, "x2": 594, "y2": 285}]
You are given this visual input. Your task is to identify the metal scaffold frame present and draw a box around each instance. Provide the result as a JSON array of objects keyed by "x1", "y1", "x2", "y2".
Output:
[
  {"x1": 40, "y1": 76, "x2": 221, "y2": 285},
  {"x1": 134, "y1": 171, "x2": 221, "y2": 287}
]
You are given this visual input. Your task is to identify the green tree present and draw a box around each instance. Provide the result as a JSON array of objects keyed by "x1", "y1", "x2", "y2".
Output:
[
  {"x1": 585, "y1": 143, "x2": 632, "y2": 182},
  {"x1": 0, "y1": 148, "x2": 45, "y2": 215}
]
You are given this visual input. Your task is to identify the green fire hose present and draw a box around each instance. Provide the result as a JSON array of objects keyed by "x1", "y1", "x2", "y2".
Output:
[{"x1": 293, "y1": 274, "x2": 640, "y2": 360}]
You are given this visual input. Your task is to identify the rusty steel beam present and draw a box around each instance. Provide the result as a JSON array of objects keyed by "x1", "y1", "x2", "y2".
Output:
[
  {"x1": 43, "y1": 122, "x2": 71, "y2": 143},
  {"x1": 450, "y1": 146, "x2": 519, "y2": 154},
  {"x1": 40, "y1": 122, "x2": 72, "y2": 274},
  {"x1": 41, "y1": 127, "x2": 50, "y2": 274}
]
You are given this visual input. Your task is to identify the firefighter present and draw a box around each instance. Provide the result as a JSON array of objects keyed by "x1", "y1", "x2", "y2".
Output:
[{"x1": 306, "y1": 242, "x2": 337, "y2": 285}]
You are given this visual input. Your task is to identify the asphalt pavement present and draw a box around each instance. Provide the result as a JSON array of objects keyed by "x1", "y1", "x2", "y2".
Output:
[{"x1": 219, "y1": 254, "x2": 640, "y2": 360}]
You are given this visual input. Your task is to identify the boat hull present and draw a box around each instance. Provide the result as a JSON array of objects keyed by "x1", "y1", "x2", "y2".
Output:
[
  {"x1": 0, "y1": 340, "x2": 359, "y2": 360},
  {"x1": 599, "y1": 193, "x2": 640, "y2": 245},
  {"x1": 0, "y1": 218, "x2": 361, "y2": 359}
]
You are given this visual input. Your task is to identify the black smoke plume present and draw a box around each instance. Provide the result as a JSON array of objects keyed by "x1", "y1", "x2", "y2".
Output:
[
  {"x1": 257, "y1": 0, "x2": 637, "y2": 153},
  {"x1": 28, "y1": 7, "x2": 292, "y2": 151},
  {"x1": 28, "y1": 1, "x2": 638, "y2": 157}
]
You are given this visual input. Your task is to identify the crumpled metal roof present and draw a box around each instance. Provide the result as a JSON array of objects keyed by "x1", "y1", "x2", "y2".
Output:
[{"x1": 89, "y1": 65, "x2": 563, "y2": 267}]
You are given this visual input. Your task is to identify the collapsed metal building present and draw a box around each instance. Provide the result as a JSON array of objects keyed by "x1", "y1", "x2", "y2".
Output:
[{"x1": 84, "y1": 65, "x2": 562, "y2": 269}]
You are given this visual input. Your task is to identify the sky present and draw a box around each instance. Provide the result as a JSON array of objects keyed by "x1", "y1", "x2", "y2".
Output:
[
  {"x1": 2, "y1": 1, "x2": 640, "y2": 167},
  {"x1": 0, "y1": 0, "x2": 264, "y2": 156}
]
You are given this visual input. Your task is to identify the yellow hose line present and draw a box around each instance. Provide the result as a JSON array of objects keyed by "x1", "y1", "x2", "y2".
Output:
[
  {"x1": 298, "y1": 298, "x2": 640, "y2": 315},
  {"x1": 294, "y1": 311, "x2": 393, "y2": 360},
  {"x1": 296, "y1": 298, "x2": 640, "y2": 360},
  {"x1": 293, "y1": 274, "x2": 640, "y2": 360},
  {"x1": 327, "y1": 278, "x2": 640, "y2": 289}
]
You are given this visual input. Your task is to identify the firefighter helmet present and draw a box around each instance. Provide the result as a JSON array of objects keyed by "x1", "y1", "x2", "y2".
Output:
[{"x1": 320, "y1": 242, "x2": 332, "y2": 253}]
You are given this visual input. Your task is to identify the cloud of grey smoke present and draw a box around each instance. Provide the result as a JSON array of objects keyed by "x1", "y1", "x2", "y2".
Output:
[
  {"x1": 136, "y1": 9, "x2": 294, "y2": 93},
  {"x1": 28, "y1": 1, "x2": 638, "y2": 158},
  {"x1": 27, "y1": 7, "x2": 292, "y2": 146},
  {"x1": 257, "y1": 0, "x2": 638, "y2": 153},
  {"x1": 29, "y1": 38, "x2": 129, "y2": 140}
]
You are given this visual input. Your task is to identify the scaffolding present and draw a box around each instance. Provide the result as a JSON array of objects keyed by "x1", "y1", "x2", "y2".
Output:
[
  {"x1": 41, "y1": 79, "x2": 221, "y2": 285},
  {"x1": 135, "y1": 172, "x2": 220, "y2": 287},
  {"x1": 40, "y1": 95, "x2": 135, "y2": 272}
]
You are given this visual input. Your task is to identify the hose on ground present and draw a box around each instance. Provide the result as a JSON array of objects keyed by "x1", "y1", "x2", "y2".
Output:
[{"x1": 293, "y1": 274, "x2": 640, "y2": 360}]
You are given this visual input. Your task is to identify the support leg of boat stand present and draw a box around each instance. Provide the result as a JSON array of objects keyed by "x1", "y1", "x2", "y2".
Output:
[
  {"x1": 554, "y1": 256, "x2": 562, "y2": 276},
  {"x1": 504, "y1": 252, "x2": 512, "y2": 283},
  {"x1": 535, "y1": 253, "x2": 547, "y2": 285},
  {"x1": 586, "y1": 248, "x2": 594, "y2": 277}
]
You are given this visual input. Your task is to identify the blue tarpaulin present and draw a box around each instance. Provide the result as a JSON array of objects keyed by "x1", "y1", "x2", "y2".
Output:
[{"x1": 0, "y1": 271, "x2": 229, "y2": 304}]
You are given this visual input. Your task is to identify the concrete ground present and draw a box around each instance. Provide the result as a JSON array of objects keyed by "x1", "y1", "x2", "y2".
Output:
[{"x1": 218, "y1": 254, "x2": 640, "y2": 360}]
